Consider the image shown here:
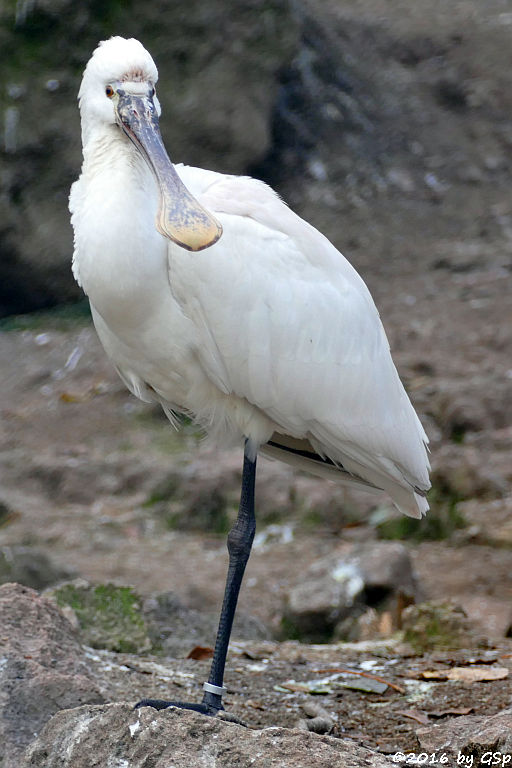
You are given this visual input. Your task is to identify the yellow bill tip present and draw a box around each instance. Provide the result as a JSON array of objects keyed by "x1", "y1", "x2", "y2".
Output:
[{"x1": 157, "y1": 199, "x2": 223, "y2": 251}]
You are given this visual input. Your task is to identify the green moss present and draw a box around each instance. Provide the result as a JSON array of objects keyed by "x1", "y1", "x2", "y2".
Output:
[
  {"x1": 280, "y1": 615, "x2": 306, "y2": 642},
  {"x1": 131, "y1": 413, "x2": 201, "y2": 455},
  {"x1": 144, "y1": 475, "x2": 182, "y2": 507},
  {"x1": 0, "y1": 301, "x2": 91, "y2": 331},
  {"x1": 144, "y1": 467, "x2": 236, "y2": 534},
  {"x1": 53, "y1": 582, "x2": 151, "y2": 654},
  {"x1": 257, "y1": 507, "x2": 287, "y2": 527},
  {"x1": 377, "y1": 486, "x2": 465, "y2": 542},
  {"x1": 402, "y1": 601, "x2": 486, "y2": 653},
  {"x1": 165, "y1": 490, "x2": 232, "y2": 534},
  {"x1": 450, "y1": 425, "x2": 466, "y2": 444},
  {"x1": 301, "y1": 508, "x2": 326, "y2": 528}
]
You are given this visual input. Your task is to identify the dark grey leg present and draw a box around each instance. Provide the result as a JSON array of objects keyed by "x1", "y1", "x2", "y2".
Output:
[
  {"x1": 201, "y1": 450, "x2": 256, "y2": 712},
  {"x1": 135, "y1": 448, "x2": 257, "y2": 715}
]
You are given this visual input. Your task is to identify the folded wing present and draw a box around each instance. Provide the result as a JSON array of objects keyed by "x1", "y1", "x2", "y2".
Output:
[{"x1": 168, "y1": 167, "x2": 430, "y2": 517}]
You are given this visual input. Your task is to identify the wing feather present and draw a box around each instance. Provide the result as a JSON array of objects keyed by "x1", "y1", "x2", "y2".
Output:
[{"x1": 168, "y1": 167, "x2": 430, "y2": 514}]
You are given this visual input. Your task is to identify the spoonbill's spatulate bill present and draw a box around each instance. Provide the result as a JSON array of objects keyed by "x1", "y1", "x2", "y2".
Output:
[{"x1": 70, "y1": 37, "x2": 431, "y2": 716}]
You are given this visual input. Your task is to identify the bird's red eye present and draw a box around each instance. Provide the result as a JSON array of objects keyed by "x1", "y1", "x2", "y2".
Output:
[{"x1": 105, "y1": 85, "x2": 115, "y2": 98}]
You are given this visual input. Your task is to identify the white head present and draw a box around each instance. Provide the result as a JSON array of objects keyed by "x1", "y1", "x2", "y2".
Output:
[
  {"x1": 78, "y1": 37, "x2": 160, "y2": 146},
  {"x1": 77, "y1": 37, "x2": 222, "y2": 251}
]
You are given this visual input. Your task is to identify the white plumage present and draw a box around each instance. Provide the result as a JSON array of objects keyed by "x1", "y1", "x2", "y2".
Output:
[{"x1": 70, "y1": 37, "x2": 431, "y2": 520}]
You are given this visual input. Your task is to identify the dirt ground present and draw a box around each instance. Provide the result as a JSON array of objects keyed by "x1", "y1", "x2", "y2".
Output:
[
  {"x1": 0, "y1": 292, "x2": 510, "y2": 753},
  {"x1": 1, "y1": 0, "x2": 512, "y2": 755}
]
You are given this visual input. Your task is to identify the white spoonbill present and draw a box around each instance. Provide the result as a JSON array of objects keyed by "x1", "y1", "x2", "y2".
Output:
[{"x1": 70, "y1": 36, "x2": 430, "y2": 715}]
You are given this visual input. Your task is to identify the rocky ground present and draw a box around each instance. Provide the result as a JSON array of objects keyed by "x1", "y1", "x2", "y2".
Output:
[
  {"x1": 1, "y1": 0, "x2": 512, "y2": 766},
  {"x1": 0, "y1": 317, "x2": 511, "y2": 766}
]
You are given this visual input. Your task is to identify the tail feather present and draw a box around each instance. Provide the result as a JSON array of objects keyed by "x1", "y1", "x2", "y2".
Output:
[{"x1": 261, "y1": 432, "x2": 429, "y2": 519}]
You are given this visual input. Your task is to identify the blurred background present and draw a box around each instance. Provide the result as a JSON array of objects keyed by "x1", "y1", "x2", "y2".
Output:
[{"x1": 1, "y1": 0, "x2": 512, "y2": 655}]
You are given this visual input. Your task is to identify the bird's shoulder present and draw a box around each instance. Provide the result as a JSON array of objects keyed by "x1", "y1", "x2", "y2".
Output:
[
  {"x1": 167, "y1": 166, "x2": 389, "y2": 401},
  {"x1": 176, "y1": 165, "x2": 326, "y2": 247},
  {"x1": 169, "y1": 166, "x2": 385, "y2": 351},
  {"x1": 174, "y1": 165, "x2": 373, "y2": 294},
  {"x1": 175, "y1": 164, "x2": 285, "y2": 225}
]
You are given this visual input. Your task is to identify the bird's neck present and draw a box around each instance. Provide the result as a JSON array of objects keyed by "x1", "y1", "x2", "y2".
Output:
[
  {"x1": 73, "y1": 126, "x2": 167, "y2": 326},
  {"x1": 81, "y1": 125, "x2": 147, "y2": 184}
]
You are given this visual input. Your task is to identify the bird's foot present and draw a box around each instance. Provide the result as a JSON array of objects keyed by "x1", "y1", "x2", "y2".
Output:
[
  {"x1": 134, "y1": 698, "x2": 221, "y2": 716},
  {"x1": 133, "y1": 698, "x2": 247, "y2": 726},
  {"x1": 216, "y1": 710, "x2": 248, "y2": 726}
]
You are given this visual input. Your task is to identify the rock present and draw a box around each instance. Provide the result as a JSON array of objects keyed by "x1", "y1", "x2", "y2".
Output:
[
  {"x1": 283, "y1": 542, "x2": 417, "y2": 642},
  {"x1": 143, "y1": 591, "x2": 270, "y2": 658},
  {"x1": 0, "y1": 498, "x2": 17, "y2": 527},
  {"x1": 146, "y1": 466, "x2": 238, "y2": 534},
  {"x1": 0, "y1": 583, "x2": 103, "y2": 768},
  {"x1": 45, "y1": 581, "x2": 270, "y2": 659},
  {"x1": 458, "y1": 497, "x2": 512, "y2": 548},
  {"x1": 24, "y1": 703, "x2": 396, "y2": 768},
  {"x1": 430, "y1": 387, "x2": 491, "y2": 439},
  {"x1": 0, "y1": 545, "x2": 74, "y2": 589},
  {"x1": 22, "y1": 451, "x2": 178, "y2": 505},
  {"x1": 335, "y1": 605, "x2": 398, "y2": 643},
  {"x1": 428, "y1": 376, "x2": 512, "y2": 444},
  {"x1": 357, "y1": 542, "x2": 417, "y2": 597},
  {"x1": 46, "y1": 580, "x2": 152, "y2": 654},
  {"x1": 298, "y1": 701, "x2": 336, "y2": 734},
  {"x1": 431, "y1": 444, "x2": 510, "y2": 502},
  {"x1": 416, "y1": 709, "x2": 512, "y2": 759},
  {"x1": 3, "y1": 0, "x2": 512, "y2": 325},
  {"x1": 147, "y1": 451, "x2": 354, "y2": 532},
  {"x1": 458, "y1": 164, "x2": 485, "y2": 184},
  {"x1": 401, "y1": 600, "x2": 488, "y2": 654},
  {"x1": 386, "y1": 168, "x2": 416, "y2": 193},
  {"x1": 431, "y1": 240, "x2": 487, "y2": 273},
  {"x1": 459, "y1": 595, "x2": 512, "y2": 639},
  {"x1": 0, "y1": 0, "x2": 299, "y2": 316}
]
